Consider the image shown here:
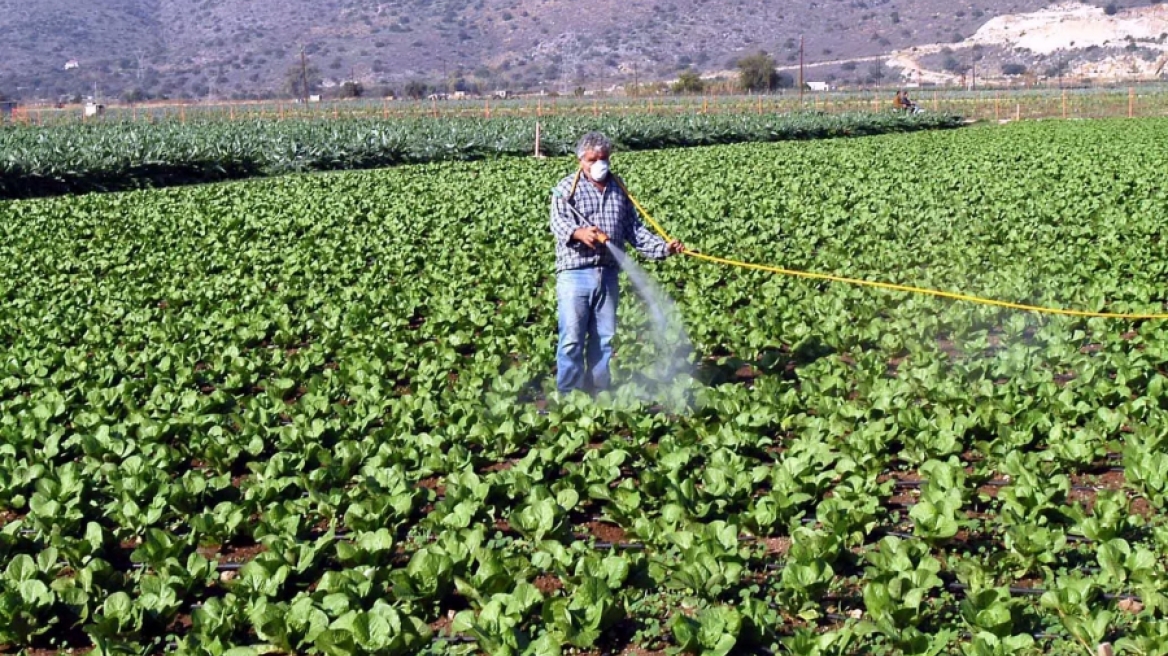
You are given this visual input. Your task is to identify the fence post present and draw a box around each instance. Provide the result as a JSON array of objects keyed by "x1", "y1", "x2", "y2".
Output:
[
  {"x1": 1015, "y1": 103, "x2": 1021, "y2": 121},
  {"x1": 994, "y1": 94, "x2": 1000, "y2": 121},
  {"x1": 181, "y1": 105, "x2": 187, "y2": 123},
  {"x1": 1062, "y1": 89, "x2": 1067, "y2": 119},
  {"x1": 534, "y1": 121, "x2": 543, "y2": 159},
  {"x1": 485, "y1": 98, "x2": 491, "y2": 118},
  {"x1": 1129, "y1": 87, "x2": 1135, "y2": 118}
]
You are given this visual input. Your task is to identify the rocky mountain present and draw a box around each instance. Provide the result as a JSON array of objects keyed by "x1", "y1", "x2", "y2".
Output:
[{"x1": 0, "y1": 0, "x2": 1162, "y2": 101}]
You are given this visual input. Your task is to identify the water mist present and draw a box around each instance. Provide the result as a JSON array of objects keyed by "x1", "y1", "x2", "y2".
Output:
[{"x1": 604, "y1": 242, "x2": 695, "y2": 411}]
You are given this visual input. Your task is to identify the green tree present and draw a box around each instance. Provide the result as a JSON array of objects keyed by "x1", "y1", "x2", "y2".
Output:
[
  {"x1": 337, "y1": 81, "x2": 364, "y2": 98},
  {"x1": 404, "y1": 80, "x2": 429, "y2": 99},
  {"x1": 943, "y1": 56, "x2": 970, "y2": 74},
  {"x1": 672, "y1": 69, "x2": 705, "y2": 94},
  {"x1": 737, "y1": 51, "x2": 780, "y2": 92}
]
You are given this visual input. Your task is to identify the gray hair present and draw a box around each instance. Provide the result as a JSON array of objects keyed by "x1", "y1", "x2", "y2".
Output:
[{"x1": 575, "y1": 131, "x2": 614, "y2": 159}]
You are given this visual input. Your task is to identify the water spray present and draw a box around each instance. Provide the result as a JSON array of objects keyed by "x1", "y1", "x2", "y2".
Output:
[{"x1": 604, "y1": 243, "x2": 695, "y2": 411}]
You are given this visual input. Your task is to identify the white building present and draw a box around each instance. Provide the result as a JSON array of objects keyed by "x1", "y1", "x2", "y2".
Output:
[{"x1": 64, "y1": 60, "x2": 80, "y2": 70}]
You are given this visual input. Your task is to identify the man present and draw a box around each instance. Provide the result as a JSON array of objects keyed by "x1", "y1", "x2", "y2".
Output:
[
  {"x1": 893, "y1": 90, "x2": 908, "y2": 111},
  {"x1": 549, "y1": 131, "x2": 684, "y2": 394},
  {"x1": 894, "y1": 89, "x2": 919, "y2": 114}
]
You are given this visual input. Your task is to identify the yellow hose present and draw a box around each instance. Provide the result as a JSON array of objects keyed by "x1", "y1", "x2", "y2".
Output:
[{"x1": 613, "y1": 177, "x2": 1168, "y2": 321}]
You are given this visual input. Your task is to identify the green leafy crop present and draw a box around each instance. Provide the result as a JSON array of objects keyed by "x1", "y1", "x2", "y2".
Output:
[{"x1": 2, "y1": 117, "x2": 1168, "y2": 653}]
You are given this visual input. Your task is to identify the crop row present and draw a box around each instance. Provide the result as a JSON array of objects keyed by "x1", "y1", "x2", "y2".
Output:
[{"x1": 0, "y1": 111, "x2": 962, "y2": 199}]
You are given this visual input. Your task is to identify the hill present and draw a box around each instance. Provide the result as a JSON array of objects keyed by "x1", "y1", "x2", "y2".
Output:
[{"x1": 0, "y1": 0, "x2": 1163, "y2": 102}]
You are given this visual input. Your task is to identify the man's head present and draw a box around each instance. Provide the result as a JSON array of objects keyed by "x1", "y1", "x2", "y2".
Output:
[{"x1": 576, "y1": 131, "x2": 613, "y2": 182}]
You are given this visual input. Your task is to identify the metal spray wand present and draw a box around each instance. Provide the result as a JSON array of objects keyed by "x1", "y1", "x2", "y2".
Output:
[{"x1": 552, "y1": 188, "x2": 609, "y2": 244}]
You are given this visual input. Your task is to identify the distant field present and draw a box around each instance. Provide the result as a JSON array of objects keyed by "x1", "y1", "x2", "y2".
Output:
[
  {"x1": 8, "y1": 84, "x2": 1166, "y2": 126},
  {"x1": 0, "y1": 111, "x2": 961, "y2": 199}
]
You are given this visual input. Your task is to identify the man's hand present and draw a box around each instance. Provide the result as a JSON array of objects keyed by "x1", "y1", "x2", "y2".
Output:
[
  {"x1": 572, "y1": 226, "x2": 609, "y2": 248},
  {"x1": 667, "y1": 240, "x2": 685, "y2": 255}
]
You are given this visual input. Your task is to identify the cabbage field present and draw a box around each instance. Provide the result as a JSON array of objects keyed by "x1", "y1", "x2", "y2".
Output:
[
  {"x1": 3, "y1": 118, "x2": 1168, "y2": 655},
  {"x1": 0, "y1": 111, "x2": 960, "y2": 200}
]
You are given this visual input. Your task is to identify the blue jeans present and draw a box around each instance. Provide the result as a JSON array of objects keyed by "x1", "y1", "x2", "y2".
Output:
[{"x1": 556, "y1": 267, "x2": 619, "y2": 393}]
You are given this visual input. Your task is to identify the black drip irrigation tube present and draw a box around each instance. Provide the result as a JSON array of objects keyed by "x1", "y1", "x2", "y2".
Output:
[
  {"x1": 945, "y1": 582, "x2": 1141, "y2": 603},
  {"x1": 14, "y1": 459, "x2": 1153, "y2": 576},
  {"x1": 892, "y1": 476, "x2": 1127, "y2": 493},
  {"x1": 52, "y1": 530, "x2": 1149, "y2": 653},
  {"x1": 24, "y1": 500, "x2": 1144, "y2": 574},
  {"x1": 817, "y1": 610, "x2": 1077, "y2": 644}
]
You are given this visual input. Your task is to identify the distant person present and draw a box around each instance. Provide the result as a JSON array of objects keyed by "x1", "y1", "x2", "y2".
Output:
[
  {"x1": 894, "y1": 90, "x2": 919, "y2": 113},
  {"x1": 549, "y1": 131, "x2": 684, "y2": 394}
]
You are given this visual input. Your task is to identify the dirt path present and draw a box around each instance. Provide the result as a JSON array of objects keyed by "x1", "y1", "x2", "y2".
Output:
[{"x1": 886, "y1": 48, "x2": 960, "y2": 86}]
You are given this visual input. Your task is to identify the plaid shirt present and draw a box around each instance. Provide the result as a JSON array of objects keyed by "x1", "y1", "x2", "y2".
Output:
[{"x1": 549, "y1": 171, "x2": 670, "y2": 272}]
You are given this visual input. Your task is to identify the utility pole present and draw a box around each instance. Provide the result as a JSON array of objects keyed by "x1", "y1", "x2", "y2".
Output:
[
  {"x1": 300, "y1": 46, "x2": 309, "y2": 103},
  {"x1": 134, "y1": 48, "x2": 146, "y2": 83},
  {"x1": 798, "y1": 34, "x2": 805, "y2": 104},
  {"x1": 632, "y1": 62, "x2": 639, "y2": 97}
]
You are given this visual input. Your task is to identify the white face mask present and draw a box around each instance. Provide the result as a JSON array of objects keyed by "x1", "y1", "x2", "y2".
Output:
[{"x1": 589, "y1": 160, "x2": 610, "y2": 181}]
